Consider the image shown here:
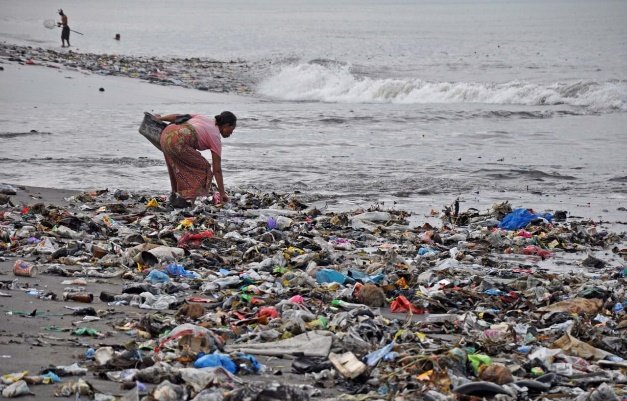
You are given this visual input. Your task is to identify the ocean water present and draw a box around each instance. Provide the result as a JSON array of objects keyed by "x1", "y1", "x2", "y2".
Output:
[{"x1": 1, "y1": 0, "x2": 626, "y2": 216}]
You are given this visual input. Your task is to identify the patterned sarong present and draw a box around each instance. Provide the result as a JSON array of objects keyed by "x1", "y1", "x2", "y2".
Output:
[{"x1": 160, "y1": 123, "x2": 212, "y2": 200}]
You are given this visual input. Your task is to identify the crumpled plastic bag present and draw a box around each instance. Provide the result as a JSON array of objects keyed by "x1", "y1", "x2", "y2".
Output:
[
  {"x1": 2, "y1": 380, "x2": 33, "y2": 398},
  {"x1": 499, "y1": 208, "x2": 552, "y2": 230},
  {"x1": 538, "y1": 298, "x2": 602, "y2": 315},
  {"x1": 179, "y1": 367, "x2": 241, "y2": 393},
  {"x1": 178, "y1": 231, "x2": 214, "y2": 249},
  {"x1": 194, "y1": 352, "x2": 237, "y2": 373},
  {"x1": 139, "y1": 292, "x2": 177, "y2": 310},
  {"x1": 390, "y1": 295, "x2": 427, "y2": 314},
  {"x1": 225, "y1": 330, "x2": 333, "y2": 357},
  {"x1": 54, "y1": 378, "x2": 93, "y2": 397},
  {"x1": 574, "y1": 382, "x2": 619, "y2": 401},
  {"x1": 1, "y1": 371, "x2": 28, "y2": 385},
  {"x1": 151, "y1": 380, "x2": 186, "y2": 401},
  {"x1": 156, "y1": 324, "x2": 221, "y2": 354}
]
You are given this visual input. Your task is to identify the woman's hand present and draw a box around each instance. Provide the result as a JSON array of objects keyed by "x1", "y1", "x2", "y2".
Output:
[
  {"x1": 153, "y1": 114, "x2": 162, "y2": 121},
  {"x1": 220, "y1": 192, "x2": 229, "y2": 203}
]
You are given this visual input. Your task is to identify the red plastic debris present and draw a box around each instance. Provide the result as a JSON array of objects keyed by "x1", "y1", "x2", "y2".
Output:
[
  {"x1": 177, "y1": 230, "x2": 214, "y2": 249},
  {"x1": 390, "y1": 295, "x2": 427, "y2": 314}
]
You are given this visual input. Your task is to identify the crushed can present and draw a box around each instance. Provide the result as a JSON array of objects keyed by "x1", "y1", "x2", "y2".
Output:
[{"x1": 13, "y1": 259, "x2": 37, "y2": 277}]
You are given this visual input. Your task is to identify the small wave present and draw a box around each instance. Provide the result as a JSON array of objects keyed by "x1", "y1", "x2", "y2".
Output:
[
  {"x1": 0, "y1": 131, "x2": 53, "y2": 138},
  {"x1": 475, "y1": 168, "x2": 577, "y2": 181},
  {"x1": 257, "y1": 63, "x2": 626, "y2": 112},
  {"x1": 0, "y1": 156, "x2": 163, "y2": 168},
  {"x1": 470, "y1": 110, "x2": 585, "y2": 119},
  {"x1": 319, "y1": 117, "x2": 346, "y2": 124},
  {"x1": 609, "y1": 176, "x2": 627, "y2": 182}
]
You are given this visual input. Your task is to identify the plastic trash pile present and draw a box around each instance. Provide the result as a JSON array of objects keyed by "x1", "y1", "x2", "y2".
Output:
[{"x1": 0, "y1": 184, "x2": 625, "y2": 400}]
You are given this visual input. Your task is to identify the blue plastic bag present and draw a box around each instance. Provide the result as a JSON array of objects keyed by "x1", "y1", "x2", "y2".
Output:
[
  {"x1": 316, "y1": 269, "x2": 353, "y2": 285},
  {"x1": 365, "y1": 342, "x2": 395, "y2": 367},
  {"x1": 348, "y1": 270, "x2": 384, "y2": 284},
  {"x1": 484, "y1": 288, "x2": 503, "y2": 296},
  {"x1": 499, "y1": 208, "x2": 553, "y2": 230},
  {"x1": 145, "y1": 270, "x2": 170, "y2": 284},
  {"x1": 235, "y1": 353, "x2": 263, "y2": 373},
  {"x1": 418, "y1": 247, "x2": 437, "y2": 256},
  {"x1": 41, "y1": 371, "x2": 61, "y2": 383},
  {"x1": 85, "y1": 348, "x2": 95, "y2": 359},
  {"x1": 194, "y1": 352, "x2": 238, "y2": 373},
  {"x1": 165, "y1": 263, "x2": 199, "y2": 278}
]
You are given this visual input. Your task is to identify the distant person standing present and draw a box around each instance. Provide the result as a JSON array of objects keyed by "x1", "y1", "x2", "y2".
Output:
[{"x1": 57, "y1": 9, "x2": 70, "y2": 47}]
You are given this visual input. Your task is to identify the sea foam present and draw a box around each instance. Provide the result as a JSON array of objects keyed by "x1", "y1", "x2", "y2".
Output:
[{"x1": 258, "y1": 63, "x2": 626, "y2": 112}]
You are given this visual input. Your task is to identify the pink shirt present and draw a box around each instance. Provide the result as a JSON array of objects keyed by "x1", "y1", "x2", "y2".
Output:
[{"x1": 190, "y1": 115, "x2": 222, "y2": 157}]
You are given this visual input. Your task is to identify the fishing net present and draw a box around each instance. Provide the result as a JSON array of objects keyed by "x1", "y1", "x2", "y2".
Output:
[{"x1": 43, "y1": 19, "x2": 56, "y2": 29}]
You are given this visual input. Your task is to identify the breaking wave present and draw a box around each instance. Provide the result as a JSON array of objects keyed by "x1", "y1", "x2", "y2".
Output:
[{"x1": 257, "y1": 63, "x2": 626, "y2": 112}]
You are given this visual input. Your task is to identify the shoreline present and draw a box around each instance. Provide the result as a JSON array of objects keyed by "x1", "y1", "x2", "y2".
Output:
[
  {"x1": 0, "y1": 42, "x2": 256, "y2": 95},
  {"x1": 1, "y1": 182, "x2": 626, "y2": 399}
]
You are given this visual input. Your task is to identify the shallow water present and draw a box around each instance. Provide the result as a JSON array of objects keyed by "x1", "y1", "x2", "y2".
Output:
[{"x1": 0, "y1": 0, "x2": 626, "y2": 218}]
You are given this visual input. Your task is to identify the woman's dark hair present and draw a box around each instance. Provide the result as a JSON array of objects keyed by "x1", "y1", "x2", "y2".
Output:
[{"x1": 215, "y1": 111, "x2": 237, "y2": 127}]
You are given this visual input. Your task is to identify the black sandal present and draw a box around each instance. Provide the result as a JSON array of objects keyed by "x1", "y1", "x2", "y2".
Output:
[{"x1": 170, "y1": 194, "x2": 191, "y2": 208}]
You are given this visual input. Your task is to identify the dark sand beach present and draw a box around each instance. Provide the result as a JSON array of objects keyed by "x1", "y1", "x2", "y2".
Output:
[{"x1": 1, "y1": 185, "x2": 342, "y2": 400}]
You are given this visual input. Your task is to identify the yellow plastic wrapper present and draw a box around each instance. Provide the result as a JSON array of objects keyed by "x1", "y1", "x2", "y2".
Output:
[
  {"x1": 415, "y1": 332, "x2": 428, "y2": 342},
  {"x1": 283, "y1": 246, "x2": 304, "y2": 259},
  {"x1": 177, "y1": 218, "x2": 195, "y2": 230},
  {"x1": 1, "y1": 371, "x2": 28, "y2": 384},
  {"x1": 101, "y1": 215, "x2": 113, "y2": 227},
  {"x1": 395, "y1": 277, "x2": 409, "y2": 289},
  {"x1": 417, "y1": 369, "x2": 433, "y2": 381},
  {"x1": 146, "y1": 198, "x2": 159, "y2": 208}
]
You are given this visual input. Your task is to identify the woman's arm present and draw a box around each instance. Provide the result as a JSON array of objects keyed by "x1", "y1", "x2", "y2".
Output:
[
  {"x1": 211, "y1": 152, "x2": 228, "y2": 202},
  {"x1": 154, "y1": 114, "x2": 179, "y2": 123}
]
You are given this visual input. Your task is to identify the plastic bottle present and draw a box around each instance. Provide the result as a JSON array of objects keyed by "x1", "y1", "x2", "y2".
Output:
[
  {"x1": 517, "y1": 345, "x2": 532, "y2": 354},
  {"x1": 204, "y1": 276, "x2": 240, "y2": 291},
  {"x1": 100, "y1": 292, "x2": 141, "y2": 305},
  {"x1": 62, "y1": 292, "x2": 94, "y2": 303},
  {"x1": 331, "y1": 299, "x2": 363, "y2": 310}
]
